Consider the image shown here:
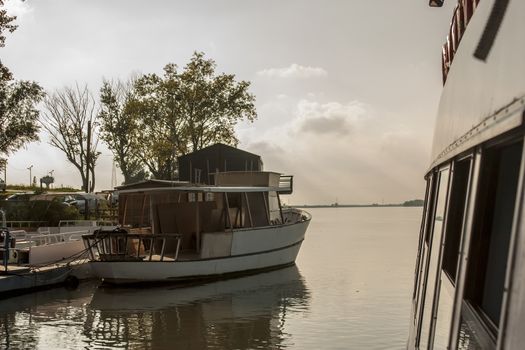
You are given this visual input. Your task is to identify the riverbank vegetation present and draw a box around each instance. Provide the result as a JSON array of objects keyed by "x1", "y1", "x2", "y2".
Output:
[{"x1": 0, "y1": 2, "x2": 257, "y2": 190}]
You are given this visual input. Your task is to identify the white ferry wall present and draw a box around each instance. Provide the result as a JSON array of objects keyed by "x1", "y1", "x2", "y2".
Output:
[
  {"x1": 430, "y1": 0, "x2": 525, "y2": 169},
  {"x1": 409, "y1": 0, "x2": 525, "y2": 349}
]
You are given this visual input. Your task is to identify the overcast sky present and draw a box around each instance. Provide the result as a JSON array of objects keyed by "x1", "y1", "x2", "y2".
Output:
[{"x1": 2, "y1": 0, "x2": 456, "y2": 204}]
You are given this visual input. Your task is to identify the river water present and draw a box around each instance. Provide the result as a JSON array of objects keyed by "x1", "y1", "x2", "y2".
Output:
[{"x1": 0, "y1": 207, "x2": 421, "y2": 349}]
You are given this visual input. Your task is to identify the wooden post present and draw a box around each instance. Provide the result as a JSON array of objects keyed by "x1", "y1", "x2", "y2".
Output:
[
  {"x1": 195, "y1": 198, "x2": 200, "y2": 253},
  {"x1": 122, "y1": 196, "x2": 128, "y2": 226},
  {"x1": 140, "y1": 194, "x2": 147, "y2": 228},
  {"x1": 262, "y1": 192, "x2": 270, "y2": 225},
  {"x1": 244, "y1": 192, "x2": 253, "y2": 227},
  {"x1": 206, "y1": 159, "x2": 211, "y2": 184},
  {"x1": 224, "y1": 192, "x2": 233, "y2": 230},
  {"x1": 277, "y1": 192, "x2": 285, "y2": 224}
]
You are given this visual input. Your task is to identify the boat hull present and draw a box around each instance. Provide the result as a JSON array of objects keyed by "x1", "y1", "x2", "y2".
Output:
[{"x1": 89, "y1": 219, "x2": 310, "y2": 284}]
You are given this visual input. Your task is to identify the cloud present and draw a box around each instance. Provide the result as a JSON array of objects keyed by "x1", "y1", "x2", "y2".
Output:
[
  {"x1": 257, "y1": 63, "x2": 327, "y2": 79},
  {"x1": 239, "y1": 96, "x2": 431, "y2": 204},
  {"x1": 295, "y1": 99, "x2": 366, "y2": 136},
  {"x1": 3, "y1": 0, "x2": 33, "y2": 18}
]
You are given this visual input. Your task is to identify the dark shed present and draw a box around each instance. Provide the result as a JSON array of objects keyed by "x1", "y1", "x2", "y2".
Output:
[{"x1": 177, "y1": 143, "x2": 263, "y2": 184}]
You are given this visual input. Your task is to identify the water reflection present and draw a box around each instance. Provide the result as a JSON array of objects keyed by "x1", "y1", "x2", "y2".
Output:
[
  {"x1": 0, "y1": 283, "x2": 95, "y2": 349},
  {"x1": 1, "y1": 266, "x2": 309, "y2": 349}
]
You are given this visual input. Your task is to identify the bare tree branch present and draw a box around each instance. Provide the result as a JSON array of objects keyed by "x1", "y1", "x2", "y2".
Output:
[{"x1": 41, "y1": 84, "x2": 99, "y2": 192}]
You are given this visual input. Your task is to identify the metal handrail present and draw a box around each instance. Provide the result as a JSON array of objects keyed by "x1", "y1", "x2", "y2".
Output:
[
  {"x1": 24, "y1": 230, "x2": 89, "y2": 246},
  {"x1": 4, "y1": 221, "x2": 48, "y2": 228},
  {"x1": 82, "y1": 232, "x2": 182, "y2": 262}
]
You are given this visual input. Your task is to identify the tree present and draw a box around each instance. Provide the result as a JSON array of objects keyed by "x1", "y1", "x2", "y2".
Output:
[
  {"x1": 179, "y1": 52, "x2": 257, "y2": 152},
  {"x1": 0, "y1": 1, "x2": 44, "y2": 163},
  {"x1": 127, "y1": 67, "x2": 189, "y2": 180},
  {"x1": 0, "y1": 1, "x2": 17, "y2": 49},
  {"x1": 125, "y1": 52, "x2": 257, "y2": 179},
  {"x1": 99, "y1": 79, "x2": 148, "y2": 184},
  {"x1": 41, "y1": 84, "x2": 99, "y2": 192}
]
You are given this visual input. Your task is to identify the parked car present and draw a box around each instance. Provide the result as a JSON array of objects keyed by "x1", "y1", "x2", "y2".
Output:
[
  {"x1": 30, "y1": 193, "x2": 77, "y2": 207},
  {"x1": 5, "y1": 193, "x2": 32, "y2": 201},
  {"x1": 66, "y1": 193, "x2": 106, "y2": 214}
]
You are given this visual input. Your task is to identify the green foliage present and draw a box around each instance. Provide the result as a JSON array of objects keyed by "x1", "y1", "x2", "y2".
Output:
[
  {"x1": 0, "y1": 1, "x2": 17, "y2": 49},
  {"x1": 0, "y1": 200, "x2": 81, "y2": 226},
  {"x1": 0, "y1": 2, "x2": 44, "y2": 162},
  {"x1": 403, "y1": 199, "x2": 424, "y2": 207},
  {"x1": 100, "y1": 52, "x2": 257, "y2": 181},
  {"x1": 5, "y1": 184, "x2": 81, "y2": 192},
  {"x1": 99, "y1": 79, "x2": 149, "y2": 184}
]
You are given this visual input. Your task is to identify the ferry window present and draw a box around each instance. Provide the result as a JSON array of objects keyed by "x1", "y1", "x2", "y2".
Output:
[
  {"x1": 413, "y1": 178, "x2": 433, "y2": 299},
  {"x1": 418, "y1": 168, "x2": 450, "y2": 349},
  {"x1": 461, "y1": 140, "x2": 523, "y2": 341},
  {"x1": 442, "y1": 158, "x2": 471, "y2": 282},
  {"x1": 414, "y1": 175, "x2": 437, "y2": 319},
  {"x1": 432, "y1": 158, "x2": 472, "y2": 349},
  {"x1": 414, "y1": 174, "x2": 438, "y2": 332}
]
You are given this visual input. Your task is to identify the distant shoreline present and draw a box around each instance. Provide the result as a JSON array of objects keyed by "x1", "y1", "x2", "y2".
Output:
[
  {"x1": 290, "y1": 204, "x2": 423, "y2": 208},
  {"x1": 290, "y1": 199, "x2": 424, "y2": 208}
]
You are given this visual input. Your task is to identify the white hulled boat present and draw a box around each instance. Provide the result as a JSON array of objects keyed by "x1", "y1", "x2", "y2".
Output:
[{"x1": 82, "y1": 171, "x2": 311, "y2": 284}]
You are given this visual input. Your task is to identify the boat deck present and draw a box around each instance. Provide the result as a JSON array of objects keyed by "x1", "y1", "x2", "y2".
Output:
[{"x1": 102, "y1": 252, "x2": 201, "y2": 262}]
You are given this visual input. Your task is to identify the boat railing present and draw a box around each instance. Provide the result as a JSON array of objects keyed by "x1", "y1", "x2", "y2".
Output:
[
  {"x1": 59, "y1": 220, "x2": 99, "y2": 227},
  {"x1": 82, "y1": 232, "x2": 182, "y2": 262},
  {"x1": 282, "y1": 208, "x2": 311, "y2": 224},
  {"x1": 26, "y1": 230, "x2": 89, "y2": 246},
  {"x1": 4, "y1": 221, "x2": 48, "y2": 229},
  {"x1": 8, "y1": 230, "x2": 29, "y2": 240}
]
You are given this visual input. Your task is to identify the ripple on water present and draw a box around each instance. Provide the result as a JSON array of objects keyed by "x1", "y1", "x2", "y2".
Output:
[{"x1": 0, "y1": 207, "x2": 421, "y2": 350}]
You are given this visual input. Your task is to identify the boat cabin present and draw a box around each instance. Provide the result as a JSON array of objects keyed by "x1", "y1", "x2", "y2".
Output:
[{"x1": 99, "y1": 172, "x2": 297, "y2": 261}]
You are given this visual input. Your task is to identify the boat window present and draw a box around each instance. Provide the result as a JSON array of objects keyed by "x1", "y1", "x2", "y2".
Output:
[
  {"x1": 414, "y1": 175, "x2": 438, "y2": 322},
  {"x1": 414, "y1": 173, "x2": 439, "y2": 336},
  {"x1": 418, "y1": 168, "x2": 450, "y2": 349},
  {"x1": 461, "y1": 140, "x2": 523, "y2": 342},
  {"x1": 432, "y1": 270, "x2": 455, "y2": 349},
  {"x1": 412, "y1": 178, "x2": 432, "y2": 300},
  {"x1": 205, "y1": 192, "x2": 214, "y2": 202},
  {"x1": 121, "y1": 193, "x2": 152, "y2": 228},
  {"x1": 432, "y1": 157, "x2": 472, "y2": 349},
  {"x1": 246, "y1": 192, "x2": 269, "y2": 227},
  {"x1": 442, "y1": 157, "x2": 472, "y2": 283},
  {"x1": 268, "y1": 191, "x2": 281, "y2": 224},
  {"x1": 225, "y1": 192, "x2": 244, "y2": 228}
]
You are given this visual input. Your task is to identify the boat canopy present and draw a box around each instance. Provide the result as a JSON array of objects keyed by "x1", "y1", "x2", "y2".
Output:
[{"x1": 119, "y1": 186, "x2": 283, "y2": 195}]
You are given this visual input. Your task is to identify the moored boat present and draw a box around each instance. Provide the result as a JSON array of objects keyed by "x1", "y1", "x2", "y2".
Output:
[
  {"x1": 0, "y1": 212, "x2": 116, "y2": 296},
  {"x1": 82, "y1": 171, "x2": 311, "y2": 284}
]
